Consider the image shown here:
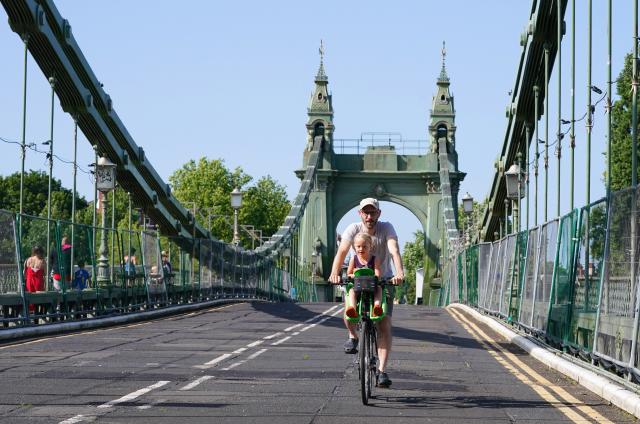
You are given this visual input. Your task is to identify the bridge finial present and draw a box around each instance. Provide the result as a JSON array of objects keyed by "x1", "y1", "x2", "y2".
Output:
[
  {"x1": 439, "y1": 40, "x2": 449, "y2": 82},
  {"x1": 316, "y1": 39, "x2": 327, "y2": 80}
]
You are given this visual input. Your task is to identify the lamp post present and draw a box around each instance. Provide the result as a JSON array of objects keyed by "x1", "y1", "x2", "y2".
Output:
[
  {"x1": 462, "y1": 192, "x2": 473, "y2": 246},
  {"x1": 310, "y1": 251, "x2": 318, "y2": 302},
  {"x1": 505, "y1": 161, "x2": 525, "y2": 233},
  {"x1": 96, "y1": 156, "x2": 116, "y2": 288},
  {"x1": 230, "y1": 188, "x2": 242, "y2": 245}
]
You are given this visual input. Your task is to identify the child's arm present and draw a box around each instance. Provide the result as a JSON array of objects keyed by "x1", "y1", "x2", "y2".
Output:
[
  {"x1": 346, "y1": 256, "x2": 356, "y2": 277},
  {"x1": 374, "y1": 257, "x2": 382, "y2": 278}
]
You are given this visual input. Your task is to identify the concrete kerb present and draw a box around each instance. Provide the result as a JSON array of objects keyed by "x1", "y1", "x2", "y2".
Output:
[
  {"x1": 450, "y1": 303, "x2": 640, "y2": 419},
  {"x1": 0, "y1": 298, "x2": 259, "y2": 342}
]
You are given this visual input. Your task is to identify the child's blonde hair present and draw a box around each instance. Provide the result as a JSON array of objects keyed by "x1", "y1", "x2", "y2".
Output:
[{"x1": 353, "y1": 232, "x2": 373, "y2": 249}]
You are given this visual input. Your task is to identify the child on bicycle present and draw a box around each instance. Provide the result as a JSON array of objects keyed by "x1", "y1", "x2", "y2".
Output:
[{"x1": 345, "y1": 232, "x2": 383, "y2": 318}]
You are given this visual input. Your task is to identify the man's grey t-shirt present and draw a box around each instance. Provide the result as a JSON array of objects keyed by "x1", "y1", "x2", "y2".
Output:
[{"x1": 342, "y1": 221, "x2": 397, "y2": 278}]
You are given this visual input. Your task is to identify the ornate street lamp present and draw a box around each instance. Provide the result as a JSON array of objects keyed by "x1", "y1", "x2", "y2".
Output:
[
  {"x1": 230, "y1": 188, "x2": 242, "y2": 245},
  {"x1": 462, "y1": 192, "x2": 473, "y2": 246},
  {"x1": 96, "y1": 156, "x2": 116, "y2": 288},
  {"x1": 505, "y1": 160, "x2": 525, "y2": 232}
]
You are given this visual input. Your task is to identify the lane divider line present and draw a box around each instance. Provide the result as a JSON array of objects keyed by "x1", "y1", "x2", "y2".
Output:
[
  {"x1": 194, "y1": 353, "x2": 232, "y2": 369},
  {"x1": 284, "y1": 323, "x2": 303, "y2": 332},
  {"x1": 247, "y1": 340, "x2": 264, "y2": 348},
  {"x1": 448, "y1": 308, "x2": 612, "y2": 424},
  {"x1": 59, "y1": 415, "x2": 85, "y2": 424},
  {"x1": 221, "y1": 360, "x2": 245, "y2": 371},
  {"x1": 97, "y1": 380, "x2": 170, "y2": 409},
  {"x1": 263, "y1": 332, "x2": 283, "y2": 340},
  {"x1": 271, "y1": 336, "x2": 291, "y2": 346},
  {"x1": 233, "y1": 347, "x2": 247, "y2": 354},
  {"x1": 247, "y1": 348, "x2": 267, "y2": 360},
  {"x1": 179, "y1": 375, "x2": 214, "y2": 391}
]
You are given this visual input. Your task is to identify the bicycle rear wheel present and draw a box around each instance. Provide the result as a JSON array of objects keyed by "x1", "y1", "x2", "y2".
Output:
[{"x1": 359, "y1": 320, "x2": 370, "y2": 405}]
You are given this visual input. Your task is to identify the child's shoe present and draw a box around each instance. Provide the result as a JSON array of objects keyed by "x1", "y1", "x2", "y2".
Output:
[
  {"x1": 345, "y1": 305, "x2": 358, "y2": 318},
  {"x1": 372, "y1": 303, "x2": 383, "y2": 317}
]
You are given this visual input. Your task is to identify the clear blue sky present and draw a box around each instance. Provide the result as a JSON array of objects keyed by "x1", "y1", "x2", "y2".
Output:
[{"x1": 0, "y1": 1, "x2": 628, "y2": 250}]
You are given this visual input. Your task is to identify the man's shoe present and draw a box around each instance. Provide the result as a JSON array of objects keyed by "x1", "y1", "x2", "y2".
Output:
[
  {"x1": 343, "y1": 337, "x2": 358, "y2": 354},
  {"x1": 377, "y1": 372, "x2": 392, "y2": 388}
]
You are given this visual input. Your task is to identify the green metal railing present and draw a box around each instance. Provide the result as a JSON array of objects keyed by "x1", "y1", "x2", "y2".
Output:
[
  {"x1": 0, "y1": 209, "x2": 313, "y2": 328},
  {"x1": 440, "y1": 186, "x2": 640, "y2": 382}
]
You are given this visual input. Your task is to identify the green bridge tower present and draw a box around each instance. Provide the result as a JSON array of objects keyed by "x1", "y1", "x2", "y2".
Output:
[{"x1": 297, "y1": 47, "x2": 465, "y2": 303}]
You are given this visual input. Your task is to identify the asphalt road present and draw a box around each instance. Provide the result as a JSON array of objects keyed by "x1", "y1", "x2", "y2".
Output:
[{"x1": 0, "y1": 302, "x2": 635, "y2": 423}]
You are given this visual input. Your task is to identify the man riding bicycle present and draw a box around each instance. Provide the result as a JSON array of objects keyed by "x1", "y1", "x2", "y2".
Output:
[{"x1": 329, "y1": 198, "x2": 405, "y2": 388}]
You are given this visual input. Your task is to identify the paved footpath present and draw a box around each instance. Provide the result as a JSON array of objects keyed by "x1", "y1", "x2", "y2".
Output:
[{"x1": 0, "y1": 302, "x2": 635, "y2": 423}]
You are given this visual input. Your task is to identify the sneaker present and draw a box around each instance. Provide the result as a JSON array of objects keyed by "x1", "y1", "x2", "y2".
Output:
[
  {"x1": 377, "y1": 372, "x2": 392, "y2": 388},
  {"x1": 372, "y1": 303, "x2": 383, "y2": 317},
  {"x1": 343, "y1": 337, "x2": 358, "y2": 354},
  {"x1": 345, "y1": 305, "x2": 358, "y2": 318}
]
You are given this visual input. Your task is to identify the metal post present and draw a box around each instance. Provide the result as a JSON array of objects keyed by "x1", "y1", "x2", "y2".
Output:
[
  {"x1": 586, "y1": 0, "x2": 592, "y2": 206},
  {"x1": 570, "y1": 0, "x2": 576, "y2": 209},
  {"x1": 634, "y1": 0, "x2": 639, "y2": 188},
  {"x1": 92, "y1": 146, "x2": 97, "y2": 256},
  {"x1": 525, "y1": 124, "x2": 531, "y2": 230},
  {"x1": 517, "y1": 152, "x2": 523, "y2": 233},
  {"x1": 110, "y1": 188, "x2": 115, "y2": 280},
  {"x1": 70, "y1": 119, "x2": 77, "y2": 281},
  {"x1": 556, "y1": 0, "x2": 562, "y2": 218},
  {"x1": 19, "y1": 34, "x2": 29, "y2": 220},
  {"x1": 233, "y1": 208, "x2": 240, "y2": 245},
  {"x1": 606, "y1": 0, "x2": 612, "y2": 198},
  {"x1": 629, "y1": 0, "x2": 640, "y2": 377},
  {"x1": 46, "y1": 76, "x2": 56, "y2": 283},
  {"x1": 544, "y1": 44, "x2": 550, "y2": 222},
  {"x1": 504, "y1": 198, "x2": 509, "y2": 236},
  {"x1": 534, "y1": 86, "x2": 540, "y2": 226},
  {"x1": 97, "y1": 191, "x2": 110, "y2": 288}
]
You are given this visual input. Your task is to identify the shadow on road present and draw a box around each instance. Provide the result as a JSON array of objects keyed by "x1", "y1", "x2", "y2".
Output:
[{"x1": 250, "y1": 302, "x2": 486, "y2": 350}]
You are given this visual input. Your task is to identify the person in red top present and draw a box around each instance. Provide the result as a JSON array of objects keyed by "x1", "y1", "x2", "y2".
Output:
[{"x1": 24, "y1": 246, "x2": 46, "y2": 293}]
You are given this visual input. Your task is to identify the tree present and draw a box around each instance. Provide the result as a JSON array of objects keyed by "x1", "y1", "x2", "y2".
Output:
[
  {"x1": 401, "y1": 230, "x2": 426, "y2": 304},
  {"x1": 0, "y1": 170, "x2": 87, "y2": 218},
  {"x1": 610, "y1": 52, "x2": 635, "y2": 191},
  {"x1": 168, "y1": 157, "x2": 290, "y2": 249}
]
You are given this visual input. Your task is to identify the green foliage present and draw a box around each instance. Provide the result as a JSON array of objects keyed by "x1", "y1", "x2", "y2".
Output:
[
  {"x1": 610, "y1": 53, "x2": 635, "y2": 191},
  {"x1": 168, "y1": 157, "x2": 290, "y2": 249},
  {"x1": 0, "y1": 170, "x2": 87, "y2": 218},
  {"x1": 401, "y1": 230, "x2": 426, "y2": 304}
]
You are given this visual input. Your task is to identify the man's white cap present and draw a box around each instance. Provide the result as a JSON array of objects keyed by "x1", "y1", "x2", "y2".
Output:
[{"x1": 359, "y1": 198, "x2": 379, "y2": 210}]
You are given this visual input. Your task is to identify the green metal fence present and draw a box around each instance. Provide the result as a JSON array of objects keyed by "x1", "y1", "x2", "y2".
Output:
[
  {"x1": 439, "y1": 186, "x2": 640, "y2": 382},
  {"x1": 0, "y1": 210, "x2": 308, "y2": 328}
]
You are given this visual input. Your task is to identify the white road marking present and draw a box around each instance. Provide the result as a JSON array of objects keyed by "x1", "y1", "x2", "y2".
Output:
[
  {"x1": 292, "y1": 331, "x2": 300, "y2": 336},
  {"x1": 221, "y1": 360, "x2": 245, "y2": 371},
  {"x1": 194, "y1": 353, "x2": 232, "y2": 369},
  {"x1": 179, "y1": 375, "x2": 214, "y2": 391},
  {"x1": 97, "y1": 380, "x2": 170, "y2": 409},
  {"x1": 263, "y1": 332, "x2": 283, "y2": 340},
  {"x1": 271, "y1": 336, "x2": 291, "y2": 346},
  {"x1": 137, "y1": 398, "x2": 166, "y2": 410},
  {"x1": 284, "y1": 323, "x2": 303, "y2": 332},
  {"x1": 247, "y1": 348, "x2": 267, "y2": 360},
  {"x1": 247, "y1": 340, "x2": 264, "y2": 348},
  {"x1": 232, "y1": 347, "x2": 247, "y2": 354},
  {"x1": 59, "y1": 415, "x2": 85, "y2": 424}
]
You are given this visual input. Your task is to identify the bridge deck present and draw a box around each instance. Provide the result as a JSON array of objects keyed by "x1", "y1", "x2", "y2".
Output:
[{"x1": 0, "y1": 303, "x2": 631, "y2": 423}]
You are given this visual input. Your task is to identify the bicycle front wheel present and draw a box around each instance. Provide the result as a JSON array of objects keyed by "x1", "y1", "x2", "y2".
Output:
[{"x1": 359, "y1": 320, "x2": 370, "y2": 405}]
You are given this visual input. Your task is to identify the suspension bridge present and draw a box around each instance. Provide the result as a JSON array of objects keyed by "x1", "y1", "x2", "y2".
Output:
[{"x1": 0, "y1": 0, "x2": 639, "y2": 422}]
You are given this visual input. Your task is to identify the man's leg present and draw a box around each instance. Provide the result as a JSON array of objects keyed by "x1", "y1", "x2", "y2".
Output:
[
  {"x1": 377, "y1": 315, "x2": 392, "y2": 372},
  {"x1": 344, "y1": 316, "x2": 358, "y2": 339}
]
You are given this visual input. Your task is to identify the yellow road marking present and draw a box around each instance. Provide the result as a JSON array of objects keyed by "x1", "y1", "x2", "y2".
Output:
[
  {"x1": 0, "y1": 302, "x2": 243, "y2": 350},
  {"x1": 448, "y1": 307, "x2": 612, "y2": 424}
]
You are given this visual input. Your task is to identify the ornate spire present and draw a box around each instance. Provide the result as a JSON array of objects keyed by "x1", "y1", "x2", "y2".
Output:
[
  {"x1": 439, "y1": 40, "x2": 449, "y2": 82},
  {"x1": 316, "y1": 39, "x2": 327, "y2": 81}
]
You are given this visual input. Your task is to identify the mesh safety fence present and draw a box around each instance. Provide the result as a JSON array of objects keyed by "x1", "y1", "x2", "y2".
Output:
[
  {"x1": 568, "y1": 199, "x2": 606, "y2": 351},
  {"x1": 519, "y1": 227, "x2": 539, "y2": 328},
  {"x1": 595, "y1": 187, "x2": 638, "y2": 367},
  {"x1": 476, "y1": 243, "x2": 492, "y2": 309},
  {"x1": 546, "y1": 211, "x2": 578, "y2": 343},
  {"x1": 531, "y1": 219, "x2": 559, "y2": 333},
  {"x1": 499, "y1": 234, "x2": 517, "y2": 318},
  {"x1": 487, "y1": 238, "x2": 505, "y2": 314}
]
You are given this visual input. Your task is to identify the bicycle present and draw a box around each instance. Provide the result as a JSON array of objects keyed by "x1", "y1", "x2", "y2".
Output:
[{"x1": 340, "y1": 272, "x2": 389, "y2": 405}]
